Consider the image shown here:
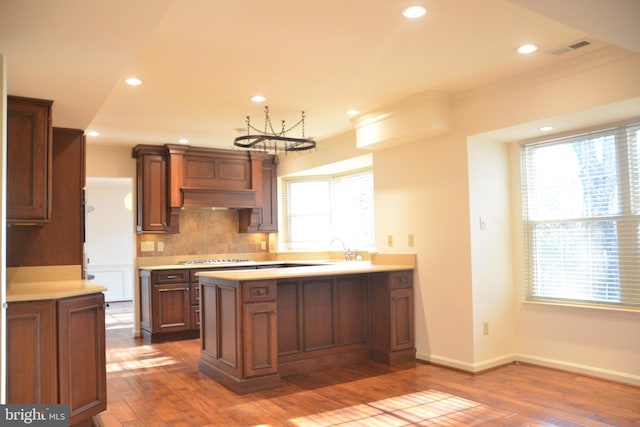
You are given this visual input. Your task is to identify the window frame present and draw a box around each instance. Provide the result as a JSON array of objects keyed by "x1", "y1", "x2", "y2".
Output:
[
  {"x1": 281, "y1": 167, "x2": 375, "y2": 252},
  {"x1": 520, "y1": 119, "x2": 640, "y2": 310}
]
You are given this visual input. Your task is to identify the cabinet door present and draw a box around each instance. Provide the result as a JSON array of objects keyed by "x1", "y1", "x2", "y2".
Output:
[
  {"x1": 390, "y1": 287, "x2": 414, "y2": 351},
  {"x1": 57, "y1": 294, "x2": 107, "y2": 425},
  {"x1": 153, "y1": 283, "x2": 191, "y2": 332},
  {"x1": 7, "y1": 96, "x2": 53, "y2": 222},
  {"x1": 243, "y1": 302, "x2": 277, "y2": 377},
  {"x1": 7, "y1": 300, "x2": 57, "y2": 404},
  {"x1": 258, "y1": 162, "x2": 277, "y2": 231},
  {"x1": 137, "y1": 154, "x2": 168, "y2": 232}
]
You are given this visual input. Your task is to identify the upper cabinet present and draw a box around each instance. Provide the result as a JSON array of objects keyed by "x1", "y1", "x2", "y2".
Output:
[
  {"x1": 7, "y1": 127, "x2": 86, "y2": 268},
  {"x1": 238, "y1": 157, "x2": 278, "y2": 232},
  {"x1": 7, "y1": 96, "x2": 53, "y2": 224},
  {"x1": 133, "y1": 145, "x2": 176, "y2": 233},
  {"x1": 132, "y1": 144, "x2": 277, "y2": 234}
]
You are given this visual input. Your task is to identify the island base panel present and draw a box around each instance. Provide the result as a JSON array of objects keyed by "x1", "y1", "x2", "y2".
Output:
[
  {"x1": 370, "y1": 347, "x2": 417, "y2": 365},
  {"x1": 278, "y1": 348, "x2": 369, "y2": 377},
  {"x1": 198, "y1": 359, "x2": 281, "y2": 394},
  {"x1": 140, "y1": 329, "x2": 199, "y2": 343}
]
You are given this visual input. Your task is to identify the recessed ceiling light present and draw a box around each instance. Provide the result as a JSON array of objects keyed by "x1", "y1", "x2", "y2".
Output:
[
  {"x1": 86, "y1": 130, "x2": 100, "y2": 137},
  {"x1": 251, "y1": 95, "x2": 266, "y2": 103},
  {"x1": 125, "y1": 77, "x2": 143, "y2": 86},
  {"x1": 539, "y1": 126, "x2": 553, "y2": 132},
  {"x1": 517, "y1": 44, "x2": 538, "y2": 54},
  {"x1": 346, "y1": 109, "x2": 360, "y2": 116},
  {"x1": 403, "y1": 5, "x2": 426, "y2": 19},
  {"x1": 178, "y1": 138, "x2": 189, "y2": 144}
]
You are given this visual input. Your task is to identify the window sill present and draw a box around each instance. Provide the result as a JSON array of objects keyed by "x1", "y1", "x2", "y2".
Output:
[{"x1": 522, "y1": 300, "x2": 639, "y2": 314}]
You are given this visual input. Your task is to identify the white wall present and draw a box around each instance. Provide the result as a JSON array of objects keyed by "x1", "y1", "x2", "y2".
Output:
[
  {"x1": 279, "y1": 46, "x2": 640, "y2": 384},
  {"x1": 463, "y1": 47, "x2": 640, "y2": 384},
  {"x1": 467, "y1": 138, "x2": 515, "y2": 369}
]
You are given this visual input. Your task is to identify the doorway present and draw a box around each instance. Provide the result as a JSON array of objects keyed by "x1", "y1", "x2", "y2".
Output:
[{"x1": 85, "y1": 177, "x2": 135, "y2": 304}]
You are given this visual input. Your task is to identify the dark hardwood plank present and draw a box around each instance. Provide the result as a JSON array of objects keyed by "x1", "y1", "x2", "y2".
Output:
[{"x1": 95, "y1": 326, "x2": 640, "y2": 426}]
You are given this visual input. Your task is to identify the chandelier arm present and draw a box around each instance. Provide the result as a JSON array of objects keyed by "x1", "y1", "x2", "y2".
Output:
[
  {"x1": 234, "y1": 134, "x2": 315, "y2": 151},
  {"x1": 234, "y1": 106, "x2": 315, "y2": 153}
]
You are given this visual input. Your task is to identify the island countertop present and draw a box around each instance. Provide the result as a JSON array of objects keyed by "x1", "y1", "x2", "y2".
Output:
[{"x1": 196, "y1": 261, "x2": 413, "y2": 281}]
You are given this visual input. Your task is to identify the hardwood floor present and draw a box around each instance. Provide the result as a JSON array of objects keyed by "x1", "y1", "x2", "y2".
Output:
[{"x1": 97, "y1": 305, "x2": 639, "y2": 426}]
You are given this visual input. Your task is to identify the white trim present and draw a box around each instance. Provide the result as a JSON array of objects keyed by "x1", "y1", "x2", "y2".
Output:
[
  {"x1": 514, "y1": 353, "x2": 640, "y2": 387},
  {"x1": 417, "y1": 352, "x2": 640, "y2": 386}
]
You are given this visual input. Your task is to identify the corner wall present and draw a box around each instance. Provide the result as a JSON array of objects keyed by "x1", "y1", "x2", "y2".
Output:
[{"x1": 279, "y1": 46, "x2": 640, "y2": 383}]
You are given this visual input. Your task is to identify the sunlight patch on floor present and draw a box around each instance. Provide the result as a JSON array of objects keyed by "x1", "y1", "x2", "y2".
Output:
[
  {"x1": 285, "y1": 389, "x2": 511, "y2": 426},
  {"x1": 106, "y1": 345, "x2": 178, "y2": 373}
]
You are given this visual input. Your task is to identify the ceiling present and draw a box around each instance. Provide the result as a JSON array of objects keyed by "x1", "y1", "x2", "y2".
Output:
[{"x1": 1, "y1": 0, "x2": 639, "y2": 150}]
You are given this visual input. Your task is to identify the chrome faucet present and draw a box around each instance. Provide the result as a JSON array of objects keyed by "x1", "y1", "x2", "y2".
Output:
[{"x1": 330, "y1": 238, "x2": 357, "y2": 261}]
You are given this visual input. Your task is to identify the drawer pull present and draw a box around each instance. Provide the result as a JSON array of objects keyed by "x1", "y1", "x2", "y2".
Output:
[{"x1": 166, "y1": 275, "x2": 178, "y2": 279}]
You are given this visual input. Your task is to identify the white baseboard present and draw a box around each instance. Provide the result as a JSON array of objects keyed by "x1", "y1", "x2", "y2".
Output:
[{"x1": 416, "y1": 351, "x2": 640, "y2": 386}]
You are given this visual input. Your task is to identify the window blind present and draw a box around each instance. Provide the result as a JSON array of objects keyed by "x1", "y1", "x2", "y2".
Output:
[{"x1": 521, "y1": 121, "x2": 640, "y2": 309}]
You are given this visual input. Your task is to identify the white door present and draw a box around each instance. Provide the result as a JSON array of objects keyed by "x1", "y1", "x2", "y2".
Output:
[{"x1": 85, "y1": 177, "x2": 135, "y2": 302}]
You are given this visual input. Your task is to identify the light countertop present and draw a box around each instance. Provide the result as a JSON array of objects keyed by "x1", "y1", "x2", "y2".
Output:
[
  {"x1": 196, "y1": 261, "x2": 413, "y2": 281},
  {"x1": 7, "y1": 280, "x2": 108, "y2": 302},
  {"x1": 138, "y1": 260, "x2": 294, "y2": 271}
]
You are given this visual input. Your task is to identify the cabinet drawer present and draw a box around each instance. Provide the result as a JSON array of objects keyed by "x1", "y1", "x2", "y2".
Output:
[
  {"x1": 152, "y1": 270, "x2": 189, "y2": 284},
  {"x1": 390, "y1": 271, "x2": 413, "y2": 289},
  {"x1": 242, "y1": 281, "x2": 276, "y2": 303}
]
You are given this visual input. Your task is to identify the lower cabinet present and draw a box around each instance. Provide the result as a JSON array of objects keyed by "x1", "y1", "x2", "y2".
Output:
[
  {"x1": 199, "y1": 279, "x2": 280, "y2": 394},
  {"x1": 139, "y1": 269, "x2": 198, "y2": 342},
  {"x1": 370, "y1": 270, "x2": 416, "y2": 364},
  {"x1": 7, "y1": 293, "x2": 107, "y2": 426}
]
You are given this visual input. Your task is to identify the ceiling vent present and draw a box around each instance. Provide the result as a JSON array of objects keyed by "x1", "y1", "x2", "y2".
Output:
[{"x1": 548, "y1": 39, "x2": 593, "y2": 56}]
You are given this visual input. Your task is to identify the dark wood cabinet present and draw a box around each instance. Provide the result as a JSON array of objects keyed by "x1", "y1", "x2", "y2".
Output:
[
  {"x1": 238, "y1": 158, "x2": 278, "y2": 232},
  {"x1": 57, "y1": 294, "x2": 107, "y2": 426},
  {"x1": 6, "y1": 300, "x2": 57, "y2": 404},
  {"x1": 199, "y1": 279, "x2": 280, "y2": 393},
  {"x1": 241, "y1": 281, "x2": 278, "y2": 380},
  {"x1": 199, "y1": 271, "x2": 389, "y2": 394},
  {"x1": 370, "y1": 270, "x2": 416, "y2": 364},
  {"x1": 7, "y1": 127, "x2": 86, "y2": 267},
  {"x1": 7, "y1": 293, "x2": 107, "y2": 426},
  {"x1": 7, "y1": 96, "x2": 53, "y2": 224},
  {"x1": 153, "y1": 283, "x2": 191, "y2": 332},
  {"x1": 133, "y1": 144, "x2": 276, "y2": 234},
  {"x1": 133, "y1": 147, "x2": 177, "y2": 233},
  {"x1": 139, "y1": 269, "x2": 197, "y2": 342}
]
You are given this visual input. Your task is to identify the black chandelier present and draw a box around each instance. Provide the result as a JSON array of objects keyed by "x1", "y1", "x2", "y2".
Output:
[{"x1": 233, "y1": 106, "x2": 316, "y2": 154}]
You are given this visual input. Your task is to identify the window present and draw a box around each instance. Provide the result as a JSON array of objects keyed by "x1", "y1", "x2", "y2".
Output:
[
  {"x1": 282, "y1": 169, "x2": 374, "y2": 251},
  {"x1": 521, "y1": 120, "x2": 640, "y2": 309}
]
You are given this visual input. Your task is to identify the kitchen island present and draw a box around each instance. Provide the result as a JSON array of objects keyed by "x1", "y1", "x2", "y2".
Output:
[{"x1": 196, "y1": 262, "x2": 415, "y2": 394}]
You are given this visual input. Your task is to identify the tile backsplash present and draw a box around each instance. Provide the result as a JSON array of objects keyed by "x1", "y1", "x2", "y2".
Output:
[{"x1": 137, "y1": 209, "x2": 268, "y2": 257}]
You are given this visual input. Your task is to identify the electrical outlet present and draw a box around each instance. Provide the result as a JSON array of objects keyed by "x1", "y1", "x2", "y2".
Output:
[
  {"x1": 141, "y1": 241, "x2": 154, "y2": 252},
  {"x1": 387, "y1": 235, "x2": 393, "y2": 247},
  {"x1": 408, "y1": 233, "x2": 415, "y2": 247},
  {"x1": 482, "y1": 322, "x2": 489, "y2": 336},
  {"x1": 261, "y1": 241, "x2": 267, "y2": 250},
  {"x1": 157, "y1": 242, "x2": 164, "y2": 252}
]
